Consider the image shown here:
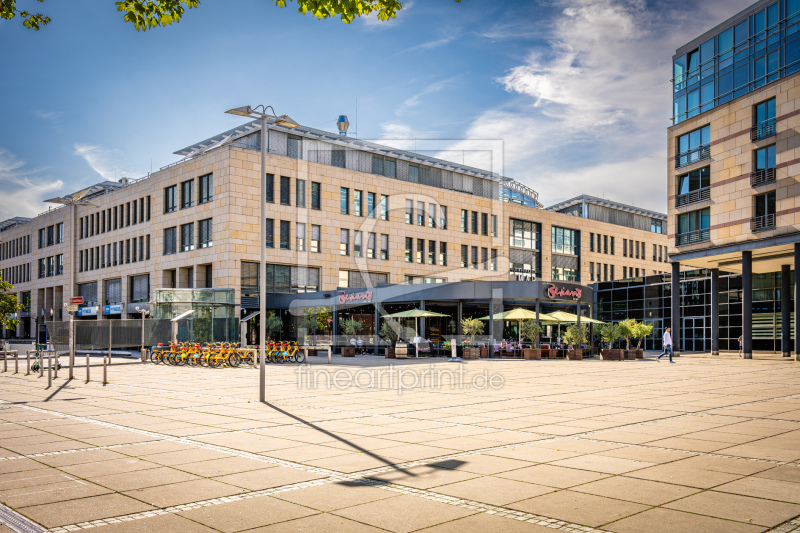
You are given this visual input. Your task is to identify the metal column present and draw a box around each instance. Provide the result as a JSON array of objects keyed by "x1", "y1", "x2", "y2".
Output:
[
  {"x1": 795, "y1": 243, "x2": 800, "y2": 361},
  {"x1": 742, "y1": 251, "x2": 753, "y2": 359},
  {"x1": 710, "y1": 268, "x2": 719, "y2": 355},
  {"x1": 373, "y1": 303, "x2": 379, "y2": 356},
  {"x1": 782, "y1": 264, "x2": 791, "y2": 357},
  {"x1": 671, "y1": 261, "x2": 681, "y2": 357}
]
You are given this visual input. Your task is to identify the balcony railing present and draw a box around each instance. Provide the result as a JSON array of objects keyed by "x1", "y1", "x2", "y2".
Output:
[
  {"x1": 751, "y1": 167, "x2": 776, "y2": 187},
  {"x1": 675, "y1": 144, "x2": 711, "y2": 168},
  {"x1": 676, "y1": 186, "x2": 710, "y2": 207},
  {"x1": 675, "y1": 228, "x2": 710, "y2": 246},
  {"x1": 752, "y1": 118, "x2": 777, "y2": 141},
  {"x1": 751, "y1": 214, "x2": 776, "y2": 232}
]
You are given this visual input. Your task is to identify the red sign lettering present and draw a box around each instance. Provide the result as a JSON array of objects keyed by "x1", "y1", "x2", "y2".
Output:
[
  {"x1": 338, "y1": 290, "x2": 373, "y2": 304},
  {"x1": 546, "y1": 284, "x2": 582, "y2": 300}
]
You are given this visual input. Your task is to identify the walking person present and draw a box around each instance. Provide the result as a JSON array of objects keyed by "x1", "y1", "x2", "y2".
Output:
[
  {"x1": 738, "y1": 335, "x2": 743, "y2": 357},
  {"x1": 657, "y1": 327, "x2": 674, "y2": 363}
]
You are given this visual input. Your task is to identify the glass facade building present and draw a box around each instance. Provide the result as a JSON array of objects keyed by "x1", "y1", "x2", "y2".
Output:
[
  {"x1": 673, "y1": 0, "x2": 800, "y2": 125},
  {"x1": 595, "y1": 270, "x2": 795, "y2": 353}
]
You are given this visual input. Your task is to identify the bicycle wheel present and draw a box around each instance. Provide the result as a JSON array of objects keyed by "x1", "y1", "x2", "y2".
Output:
[
  {"x1": 227, "y1": 353, "x2": 241, "y2": 367},
  {"x1": 207, "y1": 354, "x2": 222, "y2": 368}
]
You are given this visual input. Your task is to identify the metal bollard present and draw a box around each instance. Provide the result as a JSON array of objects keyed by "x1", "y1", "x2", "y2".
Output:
[
  {"x1": 86, "y1": 354, "x2": 90, "y2": 382},
  {"x1": 2, "y1": 351, "x2": 6, "y2": 373},
  {"x1": 47, "y1": 354, "x2": 52, "y2": 388},
  {"x1": 15, "y1": 353, "x2": 18, "y2": 374},
  {"x1": 39, "y1": 352, "x2": 43, "y2": 378},
  {"x1": 328, "y1": 346, "x2": 332, "y2": 364},
  {"x1": 26, "y1": 351, "x2": 30, "y2": 376},
  {"x1": 53, "y1": 354, "x2": 58, "y2": 379},
  {"x1": 103, "y1": 355, "x2": 107, "y2": 385}
]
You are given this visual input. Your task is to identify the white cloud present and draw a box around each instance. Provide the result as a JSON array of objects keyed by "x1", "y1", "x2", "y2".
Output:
[
  {"x1": 397, "y1": 78, "x2": 454, "y2": 115},
  {"x1": 0, "y1": 149, "x2": 64, "y2": 220},
  {"x1": 390, "y1": 34, "x2": 457, "y2": 57},
  {"x1": 460, "y1": 0, "x2": 756, "y2": 212},
  {"x1": 74, "y1": 144, "x2": 137, "y2": 182},
  {"x1": 34, "y1": 110, "x2": 63, "y2": 121}
]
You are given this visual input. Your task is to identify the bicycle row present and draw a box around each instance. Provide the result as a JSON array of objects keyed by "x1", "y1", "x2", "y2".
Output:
[{"x1": 148, "y1": 341, "x2": 306, "y2": 367}]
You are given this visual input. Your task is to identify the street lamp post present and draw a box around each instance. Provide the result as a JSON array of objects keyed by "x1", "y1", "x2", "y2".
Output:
[
  {"x1": 225, "y1": 105, "x2": 298, "y2": 402},
  {"x1": 135, "y1": 305, "x2": 151, "y2": 362}
]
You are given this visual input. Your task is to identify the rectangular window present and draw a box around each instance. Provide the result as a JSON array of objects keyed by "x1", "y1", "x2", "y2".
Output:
[
  {"x1": 610, "y1": 237, "x2": 615, "y2": 255},
  {"x1": 55, "y1": 254, "x2": 63, "y2": 275},
  {"x1": 380, "y1": 195, "x2": 389, "y2": 221},
  {"x1": 165, "y1": 185, "x2": 177, "y2": 213},
  {"x1": 280, "y1": 220, "x2": 290, "y2": 249},
  {"x1": 408, "y1": 164, "x2": 419, "y2": 182},
  {"x1": 311, "y1": 181, "x2": 321, "y2": 210},
  {"x1": 471, "y1": 211, "x2": 478, "y2": 234},
  {"x1": 139, "y1": 198, "x2": 144, "y2": 223},
  {"x1": 38, "y1": 228, "x2": 45, "y2": 248},
  {"x1": 113, "y1": 206, "x2": 118, "y2": 229},
  {"x1": 340, "y1": 187, "x2": 349, "y2": 214},
  {"x1": 180, "y1": 179, "x2": 194, "y2": 209},
  {"x1": 653, "y1": 244, "x2": 657, "y2": 262},
  {"x1": 367, "y1": 192, "x2": 376, "y2": 218},
  {"x1": 461, "y1": 245, "x2": 468, "y2": 268},
  {"x1": 132, "y1": 238, "x2": 137, "y2": 262},
  {"x1": 38, "y1": 258, "x2": 45, "y2": 278},
  {"x1": 676, "y1": 207, "x2": 711, "y2": 245},
  {"x1": 753, "y1": 98, "x2": 777, "y2": 140},
  {"x1": 354, "y1": 190, "x2": 363, "y2": 216},
  {"x1": 590, "y1": 262, "x2": 595, "y2": 281},
  {"x1": 47, "y1": 225, "x2": 54, "y2": 246},
  {"x1": 180, "y1": 223, "x2": 194, "y2": 252},
  {"x1": 490, "y1": 248, "x2": 497, "y2": 271},
  {"x1": 287, "y1": 135, "x2": 301, "y2": 159},
  {"x1": 265, "y1": 218, "x2": 274, "y2": 248},
  {"x1": 367, "y1": 232, "x2": 376, "y2": 259},
  {"x1": 677, "y1": 166, "x2": 711, "y2": 205},
  {"x1": 125, "y1": 240, "x2": 130, "y2": 263},
  {"x1": 353, "y1": 230, "x2": 363, "y2": 257},
  {"x1": 551, "y1": 226, "x2": 579, "y2": 255},
  {"x1": 439, "y1": 242, "x2": 447, "y2": 266},
  {"x1": 132, "y1": 201, "x2": 137, "y2": 225},
  {"x1": 332, "y1": 149, "x2": 346, "y2": 168},
  {"x1": 439, "y1": 206, "x2": 447, "y2": 229},
  {"x1": 659, "y1": 246, "x2": 663, "y2": 262},
  {"x1": 381, "y1": 234, "x2": 389, "y2": 260},
  {"x1": 509, "y1": 218, "x2": 540, "y2": 250},
  {"x1": 753, "y1": 190, "x2": 776, "y2": 230},
  {"x1": 603, "y1": 235, "x2": 608, "y2": 254},
  {"x1": 405, "y1": 237, "x2": 413, "y2": 262},
  {"x1": 417, "y1": 239, "x2": 424, "y2": 263},
  {"x1": 491, "y1": 215, "x2": 497, "y2": 237},
  {"x1": 405, "y1": 199, "x2": 414, "y2": 224},
  {"x1": 199, "y1": 218, "x2": 213, "y2": 248},
  {"x1": 461, "y1": 210, "x2": 468, "y2": 233},
  {"x1": 296, "y1": 222, "x2": 306, "y2": 252},
  {"x1": 428, "y1": 240, "x2": 436, "y2": 265},
  {"x1": 164, "y1": 227, "x2": 176, "y2": 255},
  {"x1": 428, "y1": 203, "x2": 436, "y2": 228},
  {"x1": 266, "y1": 174, "x2": 274, "y2": 203},
  {"x1": 146, "y1": 234, "x2": 150, "y2": 260},
  {"x1": 146, "y1": 196, "x2": 151, "y2": 220},
  {"x1": 311, "y1": 224, "x2": 321, "y2": 253},
  {"x1": 622, "y1": 238, "x2": 627, "y2": 257},
  {"x1": 470, "y1": 246, "x2": 478, "y2": 269},
  {"x1": 280, "y1": 176, "x2": 291, "y2": 206},
  {"x1": 79, "y1": 218, "x2": 84, "y2": 239},
  {"x1": 340, "y1": 229, "x2": 349, "y2": 256},
  {"x1": 596, "y1": 234, "x2": 601, "y2": 253},
  {"x1": 480, "y1": 213, "x2": 488, "y2": 236},
  {"x1": 481, "y1": 247, "x2": 488, "y2": 270},
  {"x1": 113, "y1": 242, "x2": 117, "y2": 265},
  {"x1": 635, "y1": 241, "x2": 639, "y2": 259},
  {"x1": 417, "y1": 201, "x2": 425, "y2": 226},
  {"x1": 676, "y1": 125, "x2": 711, "y2": 167},
  {"x1": 199, "y1": 173, "x2": 213, "y2": 204},
  {"x1": 610, "y1": 265, "x2": 614, "y2": 281}
]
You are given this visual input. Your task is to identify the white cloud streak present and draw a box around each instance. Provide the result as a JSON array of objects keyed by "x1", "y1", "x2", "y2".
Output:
[
  {"x1": 457, "y1": 0, "x2": 755, "y2": 212},
  {"x1": 0, "y1": 149, "x2": 64, "y2": 220},
  {"x1": 73, "y1": 144, "x2": 135, "y2": 182}
]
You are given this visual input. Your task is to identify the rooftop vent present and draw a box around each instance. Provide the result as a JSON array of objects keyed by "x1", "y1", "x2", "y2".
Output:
[
  {"x1": 337, "y1": 115, "x2": 349, "y2": 136},
  {"x1": 118, "y1": 177, "x2": 129, "y2": 184}
]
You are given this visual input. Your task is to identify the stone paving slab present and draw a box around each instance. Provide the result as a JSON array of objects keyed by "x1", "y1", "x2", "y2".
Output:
[{"x1": 1, "y1": 353, "x2": 800, "y2": 532}]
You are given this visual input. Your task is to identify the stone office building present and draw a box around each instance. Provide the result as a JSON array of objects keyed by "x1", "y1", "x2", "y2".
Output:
[{"x1": 0, "y1": 115, "x2": 668, "y2": 343}]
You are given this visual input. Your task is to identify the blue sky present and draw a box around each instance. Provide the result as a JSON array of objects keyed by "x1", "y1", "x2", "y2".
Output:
[{"x1": 0, "y1": 0, "x2": 755, "y2": 219}]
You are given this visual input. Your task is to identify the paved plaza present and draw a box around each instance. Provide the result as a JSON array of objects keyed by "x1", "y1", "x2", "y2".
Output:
[{"x1": 1, "y1": 354, "x2": 800, "y2": 532}]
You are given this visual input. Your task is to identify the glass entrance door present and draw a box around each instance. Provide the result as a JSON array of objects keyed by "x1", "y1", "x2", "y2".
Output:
[
  {"x1": 644, "y1": 319, "x2": 663, "y2": 351},
  {"x1": 682, "y1": 317, "x2": 705, "y2": 352}
]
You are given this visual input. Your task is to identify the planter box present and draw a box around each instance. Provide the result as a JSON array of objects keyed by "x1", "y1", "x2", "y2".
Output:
[
  {"x1": 523, "y1": 349, "x2": 541, "y2": 360},
  {"x1": 601, "y1": 349, "x2": 622, "y2": 361},
  {"x1": 463, "y1": 348, "x2": 480, "y2": 360},
  {"x1": 479, "y1": 348, "x2": 489, "y2": 358},
  {"x1": 624, "y1": 350, "x2": 636, "y2": 360},
  {"x1": 384, "y1": 348, "x2": 396, "y2": 359},
  {"x1": 342, "y1": 347, "x2": 356, "y2": 357},
  {"x1": 636, "y1": 349, "x2": 644, "y2": 359},
  {"x1": 567, "y1": 349, "x2": 583, "y2": 360}
]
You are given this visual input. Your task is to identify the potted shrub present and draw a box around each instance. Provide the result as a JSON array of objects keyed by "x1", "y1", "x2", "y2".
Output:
[
  {"x1": 618, "y1": 318, "x2": 638, "y2": 360},
  {"x1": 339, "y1": 318, "x2": 362, "y2": 357},
  {"x1": 563, "y1": 324, "x2": 587, "y2": 360},
  {"x1": 632, "y1": 321, "x2": 653, "y2": 359},
  {"x1": 461, "y1": 317, "x2": 484, "y2": 360},
  {"x1": 520, "y1": 320, "x2": 542, "y2": 360},
  {"x1": 600, "y1": 323, "x2": 622, "y2": 360},
  {"x1": 380, "y1": 320, "x2": 401, "y2": 358},
  {"x1": 265, "y1": 311, "x2": 283, "y2": 342}
]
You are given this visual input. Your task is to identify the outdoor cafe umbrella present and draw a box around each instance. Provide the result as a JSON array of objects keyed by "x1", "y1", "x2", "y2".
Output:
[
  {"x1": 479, "y1": 308, "x2": 556, "y2": 345},
  {"x1": 546, "y1": 310, "x2": 604, "y2": 343},
  {"x1": 384, "y1": 309, "x2": 450, "y2": 357}
]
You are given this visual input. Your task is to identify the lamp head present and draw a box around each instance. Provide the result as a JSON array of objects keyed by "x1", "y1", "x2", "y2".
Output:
[
  {"x1": 274, "y1": 114, "x2": 299, "y2": 128},
  {"x1": 225, "y1": 106, "x2": 254, "y2": 117}
]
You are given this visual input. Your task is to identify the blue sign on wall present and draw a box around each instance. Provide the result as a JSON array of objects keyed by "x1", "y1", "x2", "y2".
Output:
[
  {"x1": 77, "y1": 307, "x2": 98, "y2": 317},
  {"x1": 104, "y1": 304, "x2": 122, "y2": 315}
]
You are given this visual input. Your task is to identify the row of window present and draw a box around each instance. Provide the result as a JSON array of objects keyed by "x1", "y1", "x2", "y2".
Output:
[
  {"x1": 38, "y1": 255, "x2": 64, "y2": 278},
  {"x1": 459, "y1": 245, "x2": 498, "y2": 271},
  {"x1": 38, "y1": 224, "x2": 63, "y2": 248},
  {"x1": 552, "y1": 226, "x2": 579, "y2": 256},
  {"x1": 338, "y1": 270, "x2": 389, "y2": 289},
  {"x1": 341, "y1": 229, "x2": 390, "y2": 259},
  {"x1": 2, "y1": 263, "x2": 29, "y2": 285},
  {"x1": 165, "y1": 174, "x2": 212, "y2": 213},
  {"x1": 79, "y1": 236, "x2": 151, "y2": 272},
  {"x1": 163, "y1": 219, "x2": 212, "y2": 255},
  {"x1": 552, "y1": 267, "x2": 580, "y2": 282},
  {"x1": 589, "y1": 262, "x2": 613, "y2": 283},
  {"x1": 1, "y1": 235, "x2": 30, "y2": 260},
  {"x1": 677, "y1": 189, "x2": 777, "y2": 245},
  {"x1": 77, "y1": 274, "x2": 150, "y2": 306},
  {"x1": 460, "y1": 210, "x2": 498, "y2": 237},
  {"x1": 589, "y1": 233, "x2": 614, "y2": 255},
  {"x1": 240, "y1": 262, "x2": 319, "y2": 295},
  {"x1": 405, "y1": 238, "x2": 448, "y2": 266},
  {"x1": 407, "y1": 200, "x2": 447, "y2": 229},
  {"x1": 81, "y1": 197, "x2": 151, "y2": 239},
  {"x1": 267, "y1": 175, "x2": 321, "y2": 209},
  {"x1": 339, "y1": 187, "x2": 390, "y2": 220}
]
